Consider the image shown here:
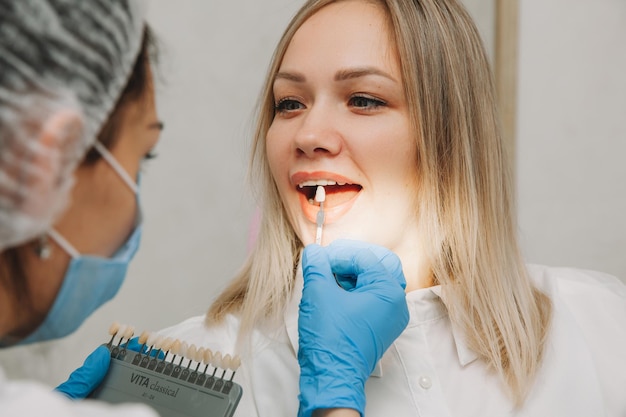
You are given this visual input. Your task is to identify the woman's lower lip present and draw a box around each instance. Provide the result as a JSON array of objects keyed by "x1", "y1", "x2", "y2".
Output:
[{"x1": 298, "y1": 192, "x2": 359, "y2": 224}]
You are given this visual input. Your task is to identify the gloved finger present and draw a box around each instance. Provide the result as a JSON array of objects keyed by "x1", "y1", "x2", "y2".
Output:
[
  {"x1": 122, "y1": 336, "x2": 164, "y2": 359},
  {"x1": 326, "y1": 240, "x2": 406, "y2": 290},
  {"x1": 124, "y1": 336, "x2": 145, "y2": 353},
  {"x1": 54, "y1": 345, "x2": 110, "y2": 399},
  {"x1": 363, "y1": 245, "x2": 405, "y2": 288},
  {"x1": 328, "y1": 240, "x2": 404, "y2": 279},
  {"x1": 302, "y1": 244, "x2": 337, "y2": 287},
  {"x1": 322, "y1": 240, "x2": 378, "y2": 291}
]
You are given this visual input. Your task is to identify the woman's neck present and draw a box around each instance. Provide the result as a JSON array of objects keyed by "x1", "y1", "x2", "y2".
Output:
[{"x1": 393, "y1": 238, "x2": 434, "y2": 293}]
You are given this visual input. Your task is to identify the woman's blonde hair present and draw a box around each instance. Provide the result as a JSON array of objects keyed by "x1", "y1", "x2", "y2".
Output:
[{"x1": 208, "y1": 0, "x2": 551, "y2": 406}]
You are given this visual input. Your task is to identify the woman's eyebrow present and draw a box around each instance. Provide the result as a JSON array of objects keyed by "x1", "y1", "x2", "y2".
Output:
[
  {"x1": 274, "y1": 71, "x2": 305, "y2": 82},
  {"x1": 274, "y1": 67, "x2": 397, "y2": 83},
  {"x1": 334, "y1": 67, "x2": 397, "y2": 82}
]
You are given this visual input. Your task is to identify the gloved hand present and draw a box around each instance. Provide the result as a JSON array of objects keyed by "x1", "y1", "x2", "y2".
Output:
[
  {"x1": 54, "y1": 337, "x2": 156, "y2": 399},
  {"x1": 55, "y1": 345, "x2": 111, "y2": 399},
  {"x1": 297, "y1": 240, "x2": 410, "y2": 417}
]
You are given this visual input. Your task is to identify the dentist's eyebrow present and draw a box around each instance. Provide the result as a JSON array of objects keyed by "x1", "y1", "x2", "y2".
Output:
[{"x1": 334, "y1": 67, "x2": 398, "y2": 83}]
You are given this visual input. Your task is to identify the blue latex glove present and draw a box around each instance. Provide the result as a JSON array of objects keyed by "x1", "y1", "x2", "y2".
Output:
[
  {"x1": 55, "y1": 345, "x2": 111, "y2": 399},
  {"x1": 54, "y1": 337, "x2": 154, "y2": 399},
  {"x1": 297, "y1": 240, "x2": 410, "y2": 417}
]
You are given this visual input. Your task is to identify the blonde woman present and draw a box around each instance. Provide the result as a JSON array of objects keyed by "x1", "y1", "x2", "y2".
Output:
[{"x1": 159, "y1": 0, "x2": 626, "y2": 416}]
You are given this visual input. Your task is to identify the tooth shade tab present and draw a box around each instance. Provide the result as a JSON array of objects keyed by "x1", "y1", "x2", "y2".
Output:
[
  {"x1": 315, "y1": 186, "x2": 326, "y2": 203},
  {"x1": 123, "y1": 326, "x2": 135, "y2": 339},
  {"x1": 138, "y1": 331, "x2": 150, "y2": 345},
  {"x1": 231, "y1": 355, "x2": 242, "y2": 370},
  {"x1": 195, "y1": 347, "x2": 206, "y2": 363},
  {"x1": 204, "y1": 348, "x2": 214, "y2": 365},
  {"x1": 117, "y1": 324, "x2": 128, "y2": 339},
  {"x1": 153, "y1": 335, "x2": 165, "y2": 350},
  {"x1": 108, "y1": 322, "x2": 121, "y2": 336},
  {"x1": 213, "y1": 352, "x2": 223, "y2": 368},
  {"x1": 161, "y1": 337, "x2": 174, "y2": 352},
  {"x1": 146, "y1": 332, "x2": 158, "y2": 347}
]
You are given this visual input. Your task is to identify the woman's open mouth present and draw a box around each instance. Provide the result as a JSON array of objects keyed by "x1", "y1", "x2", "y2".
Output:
[{"x1": 297, "y1": 180, "x2": 362, "y2": 223}]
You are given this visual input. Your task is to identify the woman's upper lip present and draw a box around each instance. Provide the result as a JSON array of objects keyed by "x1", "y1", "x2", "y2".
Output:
[{"x1": 291, "y1": 171, "x2": 358, "y2": 187}]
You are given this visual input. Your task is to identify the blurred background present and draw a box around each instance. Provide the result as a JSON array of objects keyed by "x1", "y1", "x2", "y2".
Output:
[{"x1": 1, "y1": 0, "x2": 624, "y2": 386}]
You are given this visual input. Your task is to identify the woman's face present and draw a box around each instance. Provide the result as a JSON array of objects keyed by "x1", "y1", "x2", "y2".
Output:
[{"x1": 267, "y1": 0, "x2": 420, "y2": 252}]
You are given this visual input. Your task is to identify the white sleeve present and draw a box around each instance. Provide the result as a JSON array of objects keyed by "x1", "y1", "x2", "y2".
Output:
[{"x1": 0, "y1": 368, "x2": 158, "y2": 417}]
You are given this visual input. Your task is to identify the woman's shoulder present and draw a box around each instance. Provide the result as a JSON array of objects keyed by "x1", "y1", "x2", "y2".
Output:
[
  {"x1": 528, "y1": 264, "x2": 625, "y2": 326},
  {"x1": 156, "y1": 314, "x2": 243, "y2": 354},
  {"x1": 526, "y1": 265, "x2": 626, "y2": 413},
  {"x1": 527, "y1": 263, "x2": 626, "y2": 306}
]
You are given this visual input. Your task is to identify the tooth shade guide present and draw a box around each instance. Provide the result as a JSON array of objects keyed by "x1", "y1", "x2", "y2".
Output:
[{"x1": 94, "y1": 326, "x2": 243, "y2": 416}]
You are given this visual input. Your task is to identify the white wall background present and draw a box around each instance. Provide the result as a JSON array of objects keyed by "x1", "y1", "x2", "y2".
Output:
[
  {"x1": 517, "y1": 0, "x2": 626, "y2": 280},
  {"x1": 1, "y1": 0, "x2": 624, "y2": 387}
]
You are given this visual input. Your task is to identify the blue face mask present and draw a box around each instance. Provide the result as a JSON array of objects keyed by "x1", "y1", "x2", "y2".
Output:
[{"x1": 12, "y1": 142, "x2": 143, "y2": 346}]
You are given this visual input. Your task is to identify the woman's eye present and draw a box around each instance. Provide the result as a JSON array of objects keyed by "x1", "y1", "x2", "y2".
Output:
[
  {"x1": 275, "y1": 98, "x2": 305, "y2": 113},
  {"x1": 349, "y1": 95, "x2": 386, "y2": 110}
]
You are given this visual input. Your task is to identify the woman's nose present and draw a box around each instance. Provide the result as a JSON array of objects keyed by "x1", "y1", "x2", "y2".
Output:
[{"x1": 293, "y1": 103, "x2": 342, "y2": 158}]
